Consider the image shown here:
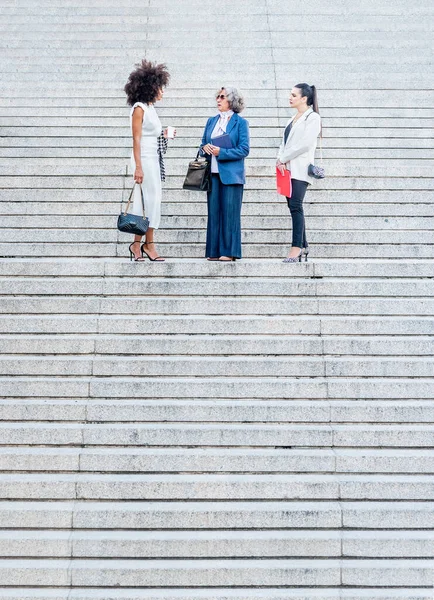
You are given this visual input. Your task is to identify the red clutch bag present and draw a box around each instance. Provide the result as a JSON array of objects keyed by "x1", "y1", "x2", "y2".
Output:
[{"x1": 276, "y1": 167, "x2": 291, "y2": 197}]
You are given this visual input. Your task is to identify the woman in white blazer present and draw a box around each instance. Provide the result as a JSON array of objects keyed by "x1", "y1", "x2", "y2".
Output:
[{"x1": 276, "y1": 83, "x2": 321, "y2": 263}]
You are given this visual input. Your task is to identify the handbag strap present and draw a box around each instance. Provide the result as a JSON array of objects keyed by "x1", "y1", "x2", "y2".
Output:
[
  {"x1": 306, "y1": 110, "x2": 324, "y2": 167},
  {"x1": 319, "y1": 131, "x2": 323, "y2": 167},
  {"x1": 123, "y1": 183, "x2": 145, "y2": 217}
]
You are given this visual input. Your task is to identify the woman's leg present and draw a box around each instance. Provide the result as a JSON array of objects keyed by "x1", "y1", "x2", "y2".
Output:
[
  {"x1": 219, "y1": 183, "x2": 243, "y2": 259},
  {"x1": 286, "y1": 179, "x2": 309, "y2": 258},
  {"x1": 129, "y1": 234, "x2": 143, "y2": 260},
  {"x1": 205, "y1": 174, "x2": 222, "y2": 258}
]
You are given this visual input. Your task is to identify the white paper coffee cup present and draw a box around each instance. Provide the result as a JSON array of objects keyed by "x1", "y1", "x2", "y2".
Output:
[{"x1": 166, "y1": 126, "x2": 175, "y2": 139}]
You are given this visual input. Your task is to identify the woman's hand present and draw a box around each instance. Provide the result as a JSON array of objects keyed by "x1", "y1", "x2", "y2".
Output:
[
  {"x1": 202, "y1": 144, "x2": 213, "y2": 155},
  {"x1": 209, "y1": 145, "x2": 220, "y2": 156},
  {"x1": 134, "y1": 166, "x2": 144, "y2": 184},
  {"x1": 163, "y1": 127, "x2": 177, "y2": 139},
  {"x1": 276, "y1": 160, "x2": 286, "y2": 175}
]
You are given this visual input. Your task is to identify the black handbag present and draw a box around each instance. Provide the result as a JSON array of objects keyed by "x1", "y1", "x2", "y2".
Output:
[
  {"x1": 117, "y1": 183, "x2": 149, "y2": 236},
  {"x1": 183, "y1": 150, "x2": 211, "y2": 192}
]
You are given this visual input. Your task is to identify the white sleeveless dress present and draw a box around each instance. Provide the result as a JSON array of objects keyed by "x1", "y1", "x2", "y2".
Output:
[{"x1": 130, "y1": 102, "x2": 162, "y2": 229}]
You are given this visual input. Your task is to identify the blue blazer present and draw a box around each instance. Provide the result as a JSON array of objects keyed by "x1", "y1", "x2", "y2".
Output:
[{"x1": 200, "y1": 113, "x2": 250, "y2": 185}]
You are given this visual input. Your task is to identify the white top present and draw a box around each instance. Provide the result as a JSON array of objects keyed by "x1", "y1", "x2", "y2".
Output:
[
  {"x1": 210, "y1": 110, "x2": 234, "y2": 173},
  {"x1": 130, "y1": 102, "x2": 162, "y2": 158}
]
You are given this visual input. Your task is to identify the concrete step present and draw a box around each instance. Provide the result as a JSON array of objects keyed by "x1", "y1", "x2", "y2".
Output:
[
  {"x1": 0, "y1": 500, "x2": 432, "y2": 529},
  {"x1": 0, "y1": 313, "x2": 432, "y2": 334},
  {"x1": 1, "y1": 376, "x2": 433, "y2": 399},
  {"x1": 2, "y1": 176, "x2": 433, "y2": 192},
  {"x1": 1, "y1": 589, "x2": 433, "y2": 600},
  {"x1": 1, "y1": 529, "x2": 434, "y2": 559},
  {"x1": 0, "y1": 558, "x2": 432, "y2": 587},
  {"x1": 7, "y1": 201, "x2": 433, "y2": 218},
  {"x1": 2, "y1": 243, "x2": 434, "y2": 259},
  {"x1": 2, "y1": 213, "x2": 433, "y2": 231},
  {"x1": 1, "y1": 276, "x2": 432, "y2": 298},
  {"x1": 1, "y1": 355, "x2": 432, "y2": 378},
  {"x1": 2, "y1": 106, "x2": 433, "y2": 119},
  {"x1": 1, "y1": 590, "x2": 434, "y2": 600},
  {"x1": 1, "y1": 422, "x2": 434, "y2": 448},
  {"x1": 1, "y1": 448, "x2": 434, "y2": 475},
  {"x1": 0, "y1": 335, "x2": 432, "y2": 357},
  {"x1": 1, "y1": 399, "x2": 433, "y2": 424},
  {"x1": 1, "y1": 295, "x2": 432, "y2": 316},
  {"x1": 1, "y1": 473, "x2": 434, "y2": 500}
]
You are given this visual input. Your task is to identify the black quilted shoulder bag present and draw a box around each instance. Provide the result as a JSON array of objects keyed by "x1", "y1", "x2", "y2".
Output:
[{"x1": 117, "y1": 183, "x2": 149, "y2": 236}]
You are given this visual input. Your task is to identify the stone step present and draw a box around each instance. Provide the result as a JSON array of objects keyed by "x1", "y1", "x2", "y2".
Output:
[
  {"x1": 0, "y1": 500, "x2": 431, "y2": 529},
  {"x1": 0, "y1": 587, "x2": 432, "y2": 600},
  {"x1": 2, "y1": 473, "x2": 434, "y2": 500},
  {"x1": 1, "y1": 356, "x2": 432, "y2": 378},
  {"x1": 1, "y1": 74, "x2": 431, "y2": 88},
  {"x1": 1, "y1": 243, "x2": 433, "y2": 259},
  {"x1": 1, "y1": 590, "x2": 433, "y2": 600},
  {"x1": 0, "y1": 558, "x2": 432, "y2": 587},
  {"x1": 1, "y1": 88, "x2": 432, "y2": 104},
  {"x1": 1, "y1": 296, "x2": 432, "y2": 316},
  {"x1": 2, "y1": 591, "x2": 434, "y2": 600},
  {"x1": 3, "y1": 115, "x2": 434, "y2": 129},
  {"x1": 3, "y1": 135, "x2": 432, "y2": 149},
  {"x1": 0, "y1": 335, "x2": 432, "y2": 357},
  {"x1": 0, "y1": 314, "x2": 431, "y2": 335},
  {"x1": 2, "y1": 0, "x2": 432, "y2": 14},
  {"x1": 6, "y1": 201, "x2": 434, "y2": 217},
  {"x1": 0, "y1": 277, "x2": 432, "y2": 298},
  {"x1": 1, "y1": 422, "x2": 434, "y2": 448},
  {"x1": 2, "y1": 188, "x2": 432, "y2": 203},
  {"x1": 1, "y1": 529, "x2": 434, "y2": 559},
  {"x1": 2, "y1": 147, "x2": 434, "y2": 161},
  {"x1": 3, "y1": 231, "x2": 434, "y2": 248},
  {"x1": 1, "y1": 448, "x2": 434, "y2": 475},
  {"x1": 2, "y1": 255, "x2": 430, "y2": 276},
  {"x1": 3, "y1": 124, "x2": 434, "y2": 140},
  {"x1": 2, "y1": 176, "x2": 433, "y2": 192},
  {"x1": 4, "y1": 213, "x2": 433, "y2": 231},
  {"x1": 2, "y1": 106, "x2": 433, "y2": 119},
  {"x1": 0, "y1": 399, "x2": 433, "y2": 424}
]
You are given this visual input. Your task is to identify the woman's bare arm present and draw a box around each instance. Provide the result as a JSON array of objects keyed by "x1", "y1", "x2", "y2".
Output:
[{"x1": 132, "y1": 106, "x2": 144, "y2": 183}]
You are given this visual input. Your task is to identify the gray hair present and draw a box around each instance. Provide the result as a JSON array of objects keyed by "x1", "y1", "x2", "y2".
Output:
[{"x1": 217, "y1": 86, "x2": 245, "y2": 113}]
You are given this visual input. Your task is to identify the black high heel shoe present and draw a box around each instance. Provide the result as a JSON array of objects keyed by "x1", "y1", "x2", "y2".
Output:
[
  {"x1": 129, "y1": 242, "x2": 145, "y2": 262},
  {"x1": 141, "y1": 242, "x2": 165, "y2": 262},
  {"x1": 303, "y1": 246, "x2": 310, "y2": 262}
]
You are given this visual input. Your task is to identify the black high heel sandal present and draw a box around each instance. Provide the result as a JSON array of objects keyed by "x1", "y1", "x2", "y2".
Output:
[
  {"x1": 141, "y1": 242, "x2": 165, "y2": 262},
  {"x1": 129, "y1": 242, "x2": 145, "y2": 262}
]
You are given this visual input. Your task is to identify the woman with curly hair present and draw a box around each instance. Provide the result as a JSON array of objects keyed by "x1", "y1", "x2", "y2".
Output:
[
  {"x1": 124, "y1": 59, "x2": 174, "y2": 261},
  {"x1": 200, "y1": 87, "x2": 250, "y2": 261}
]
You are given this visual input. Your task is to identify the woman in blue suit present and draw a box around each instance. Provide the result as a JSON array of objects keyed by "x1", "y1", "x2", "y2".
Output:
[{"x1": 200, "y1": 87, "x2": 250, "y2": 261}]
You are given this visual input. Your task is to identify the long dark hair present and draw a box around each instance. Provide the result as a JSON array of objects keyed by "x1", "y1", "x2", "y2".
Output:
[{"x1": 295, "y1": 83, "x2": 319, "y2": 113}]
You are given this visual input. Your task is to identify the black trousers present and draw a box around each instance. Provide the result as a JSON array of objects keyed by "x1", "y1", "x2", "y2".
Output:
[{"x1": 286, "y1": 178, "x2": 309, "y2": 248}]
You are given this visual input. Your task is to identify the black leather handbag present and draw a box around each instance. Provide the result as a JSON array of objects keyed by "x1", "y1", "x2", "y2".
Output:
[
  {"x1": 183, "y1": 150, "x2": 211, "y2": 192},
  {"x1": 117, "y1": 183, "x2": 149, "y2": 236}
]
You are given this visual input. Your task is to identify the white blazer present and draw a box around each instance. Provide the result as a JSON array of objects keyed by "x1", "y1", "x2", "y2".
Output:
[{"x1": 277, "y1": 108, "x2": 321, "y2": 185}]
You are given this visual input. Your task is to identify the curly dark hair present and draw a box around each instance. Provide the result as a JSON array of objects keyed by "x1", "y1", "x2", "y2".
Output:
[{"x1": 124, "y1": 59, "x2": 170, "y2": 106}]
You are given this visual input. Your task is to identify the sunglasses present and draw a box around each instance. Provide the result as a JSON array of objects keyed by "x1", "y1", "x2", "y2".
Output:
[{"x1": 216, "y1": 94, "x2": 227, "y2": 100}]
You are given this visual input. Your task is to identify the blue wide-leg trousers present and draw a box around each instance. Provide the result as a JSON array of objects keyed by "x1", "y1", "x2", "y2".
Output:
[{"x1": 205, "y1": 174, "x2": 243, "y2": 259}]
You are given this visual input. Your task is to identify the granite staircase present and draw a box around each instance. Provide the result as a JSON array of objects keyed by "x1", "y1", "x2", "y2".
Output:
[{"x1": 0, "y1": 0, "x2": 433, "y2": 598}]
